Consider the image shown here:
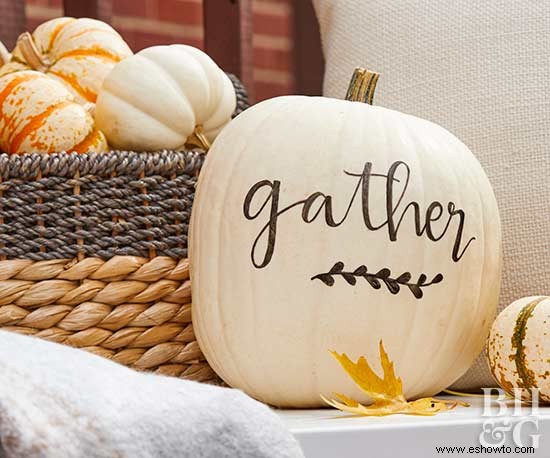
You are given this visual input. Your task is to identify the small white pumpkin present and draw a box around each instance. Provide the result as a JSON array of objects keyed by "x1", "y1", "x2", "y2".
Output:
[
  {"x1": 487, "y1": 296, "x2": 550, "y2": 402},
  {"x1": 94, "y1": 45, "x2": 236, "y2": 152},
  {"x1": 0, "y1": 71, "x2": 107, "y2": 154},
  {"x1": 1, "y1": 17, "x2": 132, "y2": 104},
  {"x1": 190, "y1": 68, "x2": 502, "y2": 407}
]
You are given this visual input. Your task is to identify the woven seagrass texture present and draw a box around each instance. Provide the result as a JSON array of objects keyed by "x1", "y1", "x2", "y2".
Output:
[
  {"x1": 0, "y1": 255, "x2": 218, "y2": 382},
  {"x1": 0, "y1": 150, "x2": 203, "y2": 260}
]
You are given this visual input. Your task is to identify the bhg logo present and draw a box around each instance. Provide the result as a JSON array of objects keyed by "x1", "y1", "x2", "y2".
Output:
[{"x1": 479, "y1": 388, "x2": 541, "y2": 449}]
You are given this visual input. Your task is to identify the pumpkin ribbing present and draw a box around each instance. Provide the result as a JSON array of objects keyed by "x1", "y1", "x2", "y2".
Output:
[
  {"x1": 56, "y1": 47, "x2": 123, "y2": 63},
  {"x1": 65, "y1": 27, "x2": 119, "y2": 42},
  {"x1": 0, "y1": 72, "x2": 40, "y2": 106},
  {"x1": 72, "y1": 129, "x2": 105, "y2": 154},
  {"x1": 49, "y1": 70, "x2": 96, "y2": 102},
  {"x1": 8, "y1": 100, "x2": 72, "y2": 153},
  {"x1": 47, "y1": 18, "x2": 74, "y2": 51},
  {"x1": 0, "y1": 73, "x2": 42, "y2": 140}
]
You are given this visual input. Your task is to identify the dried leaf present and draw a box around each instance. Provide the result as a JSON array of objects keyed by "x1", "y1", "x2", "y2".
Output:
[
  {"x1": 329, "y1": 341, "x2": 404, "y2": 405},
  {"x1": 333, "y1": 392, "x2": 360, "y2": 407},
  {"x1": 324, "y1": 340, "x2": 469, "y2": 416}
]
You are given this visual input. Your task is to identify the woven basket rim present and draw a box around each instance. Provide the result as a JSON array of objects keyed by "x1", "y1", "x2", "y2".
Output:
[
  {"x1": 0, "y1": 150, "x2": 202, "y2": 261},
  {"x1": 0, "y1": 150, "x2": 204, "y2": 180}
]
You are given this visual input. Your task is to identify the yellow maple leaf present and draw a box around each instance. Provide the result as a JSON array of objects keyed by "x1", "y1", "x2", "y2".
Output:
[{"x1": 322, "y1": 340, "x2": 469, "y2": 416}]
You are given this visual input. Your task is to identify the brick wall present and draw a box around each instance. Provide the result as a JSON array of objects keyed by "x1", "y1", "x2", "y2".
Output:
[{"x1": 25, "y1": 0, "x2": 294, "y2": 101}]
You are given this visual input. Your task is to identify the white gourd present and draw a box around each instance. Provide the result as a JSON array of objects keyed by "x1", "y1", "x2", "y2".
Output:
[
  {"x1": 487, "y1": 296, "x2": 550, "y2": 402},
  {"x1": 94, "y1": 45, "x2": 236, "y2": 152}
]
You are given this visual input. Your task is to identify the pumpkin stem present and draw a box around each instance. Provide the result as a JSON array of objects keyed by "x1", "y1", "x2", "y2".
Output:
[
  {"x1": 17, "y1": 32, "x2": 51, "y2": 72},
  {"x1": 186, "y1": 125, "x2": 211, "y2": 152},
  {"x1": 0, "y1": 40, "x2": 10, "y2": 66},
  {"x1": 345, "y1": 67, "x2": 380, "y2": 105}
]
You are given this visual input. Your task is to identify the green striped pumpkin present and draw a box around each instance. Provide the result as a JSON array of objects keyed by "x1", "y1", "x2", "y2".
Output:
[{"x1": 487, "y1": 296, "x2": 550, "y2": 402}]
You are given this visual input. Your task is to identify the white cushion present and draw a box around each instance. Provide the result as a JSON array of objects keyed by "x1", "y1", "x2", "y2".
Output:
[{"x1": 313, "y1": 0, "x2": 550, "y2": 389}]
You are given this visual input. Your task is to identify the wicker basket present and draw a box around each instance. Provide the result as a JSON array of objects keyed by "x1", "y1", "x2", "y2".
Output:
[{"x1": 0, "y1": 75, "x2": 248, "y2": 384}]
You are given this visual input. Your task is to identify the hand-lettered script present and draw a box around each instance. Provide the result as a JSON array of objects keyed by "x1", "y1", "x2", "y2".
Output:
[{"x1": 242, "y1": 161, "x2": 475, "y2": 298}]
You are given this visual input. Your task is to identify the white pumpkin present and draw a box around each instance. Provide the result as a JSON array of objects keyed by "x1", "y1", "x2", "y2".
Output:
[
  {"x1": 1, "y1": 17, "x2": 132, "y2": 104},
  {"x1": 94, "y1": 45, "x2": 236, "y2": 152},
  {"x1": 487, "y1": 296, "x2": 550, "y2": 402},
  {"x1": 190, "y1": 68, "x2": 502, "y2": 407}
]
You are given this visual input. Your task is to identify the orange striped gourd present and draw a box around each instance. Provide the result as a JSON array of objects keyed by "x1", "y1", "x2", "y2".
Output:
[
  {"x1": 0, "y1": 71, "x2": 107, "y2": 154},
  {"x1": 488, "y1": 296, "x2": 550, "y2": 402},
  {"x1": 0, "y1": 17, "x2": 132, "y2": 105}
]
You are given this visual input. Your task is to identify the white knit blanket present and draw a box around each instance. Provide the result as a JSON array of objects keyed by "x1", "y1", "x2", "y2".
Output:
[{"x1": 0, "y1": 331, "x2": 304, "y2": 458}]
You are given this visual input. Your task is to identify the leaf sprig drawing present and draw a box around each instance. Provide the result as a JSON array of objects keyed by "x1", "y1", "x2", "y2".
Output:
[{"x1": 311, "y1": 262, "x2": 443, "y2": 299}]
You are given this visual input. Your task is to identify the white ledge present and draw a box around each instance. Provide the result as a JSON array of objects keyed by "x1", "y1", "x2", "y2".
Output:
[{"x1": 277, "y1": 395, "x2": 550, "y2": 458}]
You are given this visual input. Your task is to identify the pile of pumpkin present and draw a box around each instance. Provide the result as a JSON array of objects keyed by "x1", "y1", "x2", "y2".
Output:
[
  {"x1": 0, "y1": 17, "x2": 236, "y2": 155},
  {"x1": 1, "y1": 17, "x2": 547, "y2": 409}
]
